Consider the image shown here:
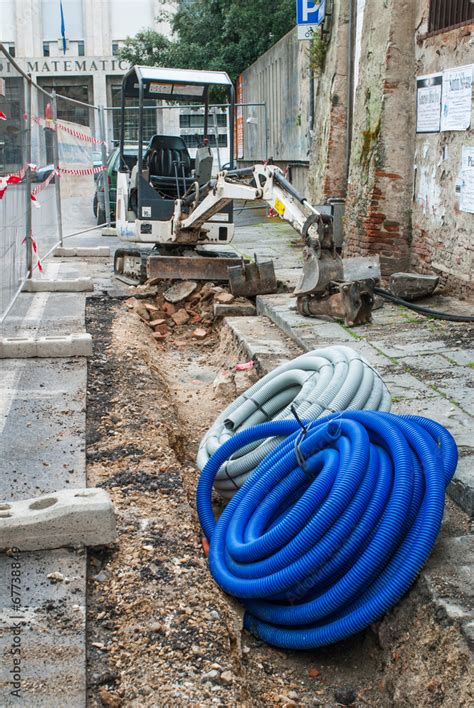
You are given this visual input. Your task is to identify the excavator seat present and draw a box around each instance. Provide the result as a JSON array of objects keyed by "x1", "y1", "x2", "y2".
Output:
[{"x1": 146, "y1": 135, "x2": 195, "y2": 198}]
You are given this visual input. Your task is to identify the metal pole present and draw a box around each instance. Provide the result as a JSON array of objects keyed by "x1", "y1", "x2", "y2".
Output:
[
  {"x1": 25, "y1": 76, "x2": 33, "y2": 278},
  {"x1": 99, "y1": 106, "x2": 111, "y2": 225},
  {"x1": 51, "y1": 90, "x2": 64, "y2": 246},
  {"x1": 212, "y1": 109, "x2": 221, "y2": 171},
  {"x1": 229, "y1": 83, "x2": 235, "y2": 170},
  {"x1": 263, "y1": 102, "x2": 269, "y2": 161},
  {"x1": 137, "y1": 80, "x2": 144, "y2": 210}
]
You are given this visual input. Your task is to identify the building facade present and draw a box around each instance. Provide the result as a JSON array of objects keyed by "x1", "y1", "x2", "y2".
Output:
[
  {"x1": 0, "y1": 0, "x2": 231, "y2": 163},
  {"x1": 0, "y1": 0, "x2": 175, "y2": 140}
]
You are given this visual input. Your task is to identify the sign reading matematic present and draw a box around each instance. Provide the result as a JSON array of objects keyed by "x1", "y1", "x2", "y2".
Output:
[
  {"x1": 416, "y1": 73, "x2": 442, "y2": 133},
  {"x1": 441, "y1": 64, "x2": 473, "y2": 132},
  {"x1": 296, "y1": 0, "x2": 326, "y2": 40}
]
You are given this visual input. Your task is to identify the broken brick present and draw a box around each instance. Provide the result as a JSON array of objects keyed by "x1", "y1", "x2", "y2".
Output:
[
  {"x1": 149, "y1": 318, "x2": 167, "y2": 327},
  {"x1": 134, "y1": 305, "x2": 150, "y2": 321},
  {"x1": 144, "y1": 303, "x2": 160, "y2": 313},
  {"x1": 163, "y1": 302, "x2": 176, "y2": 317},
  {"x1": 214, "y1": 292, "x2": 234, "y2": 304},
  {"x1": 171, "y1": 309, "x2": 190, "y2": 326},
  {"x1": 192, "y1": 328, "x2": 208, "y2": 339}
]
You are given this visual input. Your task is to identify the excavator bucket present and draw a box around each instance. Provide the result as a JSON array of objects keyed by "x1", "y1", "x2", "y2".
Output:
[
  {"x1": 293, "y1": 246, "x2": 344, "y2": 297},
  {"x1": 228, "y1": 257, "x2": 278, "y2": 297},
  {"x1": 293, "y1": 247, "x2": 320, "y2": 296}
]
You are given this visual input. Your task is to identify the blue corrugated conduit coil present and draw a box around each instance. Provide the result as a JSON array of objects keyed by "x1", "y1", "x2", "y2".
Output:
[
  {"x1": 196, "y1": 411, "x2": 457, "y2": 649},
  {"x1": 197, "y1": 346, "x2": 392, "y2": 498}
]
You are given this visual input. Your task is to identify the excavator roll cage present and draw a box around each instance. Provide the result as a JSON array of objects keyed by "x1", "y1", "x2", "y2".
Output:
[{"x1": 116, "y1": 66, "x2": 235, "y2": 245}]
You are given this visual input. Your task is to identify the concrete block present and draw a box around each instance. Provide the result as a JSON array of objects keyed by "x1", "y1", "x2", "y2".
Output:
[
  {"x1": 0, "y1": 488, "x2": 116, "y2": 551},
  {"x1": 214, "y1": 301, "x2": 256, "y2": 317},
  {"x1": 0, "y1": 333, "x2": 93, "y2": 358},
  {"x1": 101, "y1": 226, "x2": 117, "y2": 237},
  {"x1": 54, "y1": 246, "x2": 110, "y2": 257},
  {"x1": 23, "y1": 277, "x2": 94, "y2": 293},
  {"x1": 389, "y1": 272, "x2": 439, "y2": 301}
]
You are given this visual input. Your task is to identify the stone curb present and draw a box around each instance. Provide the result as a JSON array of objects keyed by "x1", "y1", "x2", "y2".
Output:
[
  {"x1": 101, "y1": 227, "x2": 117, "y2": 237},
  {"x1": 23, "y1": 277, "x2": 94, "y2": 293},
  {"x1": 54, "y1": 246, "x2": 110, "y2": 257},
  {"x1": 0, "y1": 334, "x2": 93, "y2": 358}
]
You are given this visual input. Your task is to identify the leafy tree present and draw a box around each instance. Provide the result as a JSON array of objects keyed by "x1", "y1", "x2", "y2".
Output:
[{"x1": 119, "y1": 0, "x2": 296, "y2": 82}]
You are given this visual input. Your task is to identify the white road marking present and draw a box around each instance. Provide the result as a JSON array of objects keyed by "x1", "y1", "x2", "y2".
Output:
[{"x1": 0, "y1": 262, "x2": 61, "y2": 434}]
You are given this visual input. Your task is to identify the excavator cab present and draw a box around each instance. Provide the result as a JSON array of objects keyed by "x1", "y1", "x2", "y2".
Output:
[{"x1": 115, "y1": 66, "x2": 235, "y2": 247}]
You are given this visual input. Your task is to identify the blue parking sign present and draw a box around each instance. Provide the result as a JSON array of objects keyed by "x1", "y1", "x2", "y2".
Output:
[{"x1": 296, "y1": 0, "x2": 326, "y2": 27}]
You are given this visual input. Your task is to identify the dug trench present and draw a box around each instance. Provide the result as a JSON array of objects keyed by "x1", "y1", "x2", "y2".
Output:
[{"x1": 85, "y1": 287, "x2": 473, "y2": 707}]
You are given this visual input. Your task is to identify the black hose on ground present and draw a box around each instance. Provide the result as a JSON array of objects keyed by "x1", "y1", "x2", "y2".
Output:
[{"x1": 374, "y1": 287, "x2": 474, "y2": 323}]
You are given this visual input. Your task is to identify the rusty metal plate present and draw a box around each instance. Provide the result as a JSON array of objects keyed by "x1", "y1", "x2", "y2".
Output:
[{"x1": 147, "y1": 255, "x2": 242, "y2": 282}]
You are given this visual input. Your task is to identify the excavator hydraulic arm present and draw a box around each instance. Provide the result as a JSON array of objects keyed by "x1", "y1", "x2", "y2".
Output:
[{"x1": 174, "y1": 164, "x2": 379, "y2": 324}]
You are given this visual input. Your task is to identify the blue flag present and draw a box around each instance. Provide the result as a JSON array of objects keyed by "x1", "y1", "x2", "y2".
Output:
[{"x1": 60, "y1": 0, "x2": 67, "y2": 54}]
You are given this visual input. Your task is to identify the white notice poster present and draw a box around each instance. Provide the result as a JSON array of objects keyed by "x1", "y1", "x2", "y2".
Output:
[
  {"x1": 459, "y1": 146, "x2": 474, "y2": 214},
  {"x1": 416, "y1": 73, "x2": 442, "y2": 133},
  {"x1": 441, "y1": 65, "x2": 473, "y2": 132}
]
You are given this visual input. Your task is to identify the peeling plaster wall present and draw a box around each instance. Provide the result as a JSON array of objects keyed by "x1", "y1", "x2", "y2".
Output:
[
  {"x1": 343, "y1": 0, "x2": 417, "y2": 275},
  {"x1": 411, "y1": 1, "x2": 473, "y2": 294},
  {"x1": 307, "y1": 0, "x2": 350, "y2": 203}
]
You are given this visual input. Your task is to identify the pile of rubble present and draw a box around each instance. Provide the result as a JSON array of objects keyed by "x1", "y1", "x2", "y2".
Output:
[{"x1": 125, "y1": 280, "x2": 255, "y2": 344}]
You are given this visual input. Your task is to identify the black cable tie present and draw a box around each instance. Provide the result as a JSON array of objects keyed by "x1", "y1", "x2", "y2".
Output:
[
  {"x1": 290, "y1": 406, "x2": 316, "y2": 481},
  {"x1": 290, "y1": 404, "x2": 307, "y2": 434},
  {"x1": 221, "y1": 460, "x2": 240, "y2": 490},
  {"x1": 246, "y1": 396, "x2": 272, "y2": 421}
]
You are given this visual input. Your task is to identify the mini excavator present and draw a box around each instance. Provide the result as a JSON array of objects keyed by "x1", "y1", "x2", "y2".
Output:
[{"x1": 113, "y1": 66, "x2": 379, "y2": 325}]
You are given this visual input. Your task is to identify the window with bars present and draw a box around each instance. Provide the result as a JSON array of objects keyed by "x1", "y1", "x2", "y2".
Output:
[{"x1": 428, "y1": 0, "x2": 473, "y2": 33}]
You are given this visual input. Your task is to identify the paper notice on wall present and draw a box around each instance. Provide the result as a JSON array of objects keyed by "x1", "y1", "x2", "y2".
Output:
[
  {"x1": 459, "y1": 146, "x2": 474, "y2": 214},
  {"x1": 441, "y1": 65, "x2": 473, "y2": 132},
  {"x1": 416, "y1": 73, "x2": 442, "y2": 133}
]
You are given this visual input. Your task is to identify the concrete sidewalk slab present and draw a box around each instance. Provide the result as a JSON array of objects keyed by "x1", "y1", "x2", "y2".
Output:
[
  {"x1": 1, "y1": 292, "x2": 86, "y2": 337},
  {"x1": 0, "y1": 489, "x2": 116, "y2": 552},
  {"x1": 0, "y1": 549, "x2": 86, "y2": 706}
]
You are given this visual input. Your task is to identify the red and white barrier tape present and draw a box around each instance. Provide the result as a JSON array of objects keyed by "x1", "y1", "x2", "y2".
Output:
[
  {"x1": 31, "y1": 168, "x2": 59, "y2": 197},
  {"x1": 0, "y1": 164, "x2": 37, "y2": 200},
  {"x1": 31, "y1": 114, "x2": 105, "y2": 145},
  {"x1": 56, "y1": 121, "x2": 105, "y2": 145},
  {"x1": 1, "y1": 163, "x2": 105, "y2": 202},
  {"x1": 58, "y1": 164, "x2": 106, "y2": 176},
  {"x1": 21, "y1": 234, "x2": 43, "y2": 273}
]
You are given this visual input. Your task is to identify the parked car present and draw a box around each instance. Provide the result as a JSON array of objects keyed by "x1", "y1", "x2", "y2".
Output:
[
  {"x1": 93, "y1": 144, "x2": 144, "y2": 224},
  {"x1": 32, "y1": 164, "x2": 55, "y2": 183}
]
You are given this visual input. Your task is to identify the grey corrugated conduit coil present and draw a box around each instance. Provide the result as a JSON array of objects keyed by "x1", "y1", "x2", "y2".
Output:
[{"x1": 196, "y1": 346, "x2": 392, "y2": 499}]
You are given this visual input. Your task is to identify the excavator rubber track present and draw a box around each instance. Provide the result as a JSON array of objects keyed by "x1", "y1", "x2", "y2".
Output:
[{"x1": 114, "y1": 248, "x2": 151, "y2": 286}]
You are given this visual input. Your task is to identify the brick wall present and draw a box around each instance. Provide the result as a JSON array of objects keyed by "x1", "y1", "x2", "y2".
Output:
[{"x1": 343, "y1": 0, "x2": 417, "y2": 276}]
